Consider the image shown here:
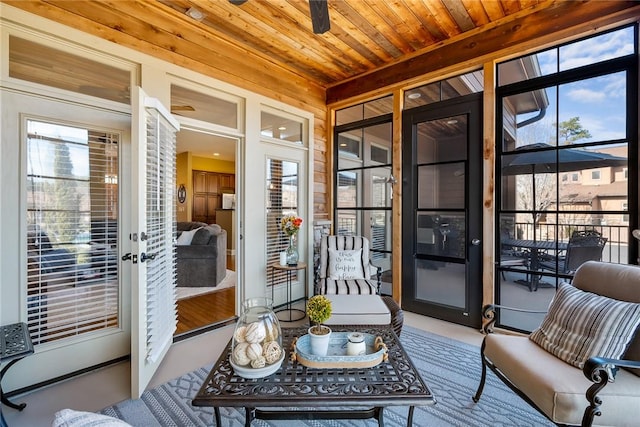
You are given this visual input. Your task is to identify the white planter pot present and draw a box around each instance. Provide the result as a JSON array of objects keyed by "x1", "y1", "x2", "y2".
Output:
[{"x1": 308, "y1": 326, "x2": 332, "y2": 356}]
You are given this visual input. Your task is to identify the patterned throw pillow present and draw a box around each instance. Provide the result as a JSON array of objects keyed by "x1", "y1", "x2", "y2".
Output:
[
  {"x1": 53, "y1": 409, "x2": 132, "y2": 427},
  {"x1": 328, "y1": 248, "x2": 365, "y2": 279},
  {"x1": 530, "y1": 282, "x2": 640, "y2": 369}
]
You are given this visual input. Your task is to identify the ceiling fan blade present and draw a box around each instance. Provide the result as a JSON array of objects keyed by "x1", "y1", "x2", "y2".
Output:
[
  {"x1": 171, "y1": 105, "x2": 195, "y2": 112},
  {"x1": 309, "y1": 0, "x2": 330, "y2": 34}
]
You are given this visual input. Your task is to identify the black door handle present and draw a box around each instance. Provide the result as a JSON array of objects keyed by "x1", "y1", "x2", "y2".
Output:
[{"x1": 140, "y1": 252, "x2": 157, "y2": 262}]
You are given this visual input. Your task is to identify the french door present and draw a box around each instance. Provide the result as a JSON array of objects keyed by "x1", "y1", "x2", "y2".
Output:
[
  {"x1": 0, "y1": 89, "x2": 131, "y2": 390},
  {"x1": 401, "y1": 94, "x2": 482, "y2": 328},
  {"x1": 130, "y1": 88, "x2": 179, "y2": 398}
]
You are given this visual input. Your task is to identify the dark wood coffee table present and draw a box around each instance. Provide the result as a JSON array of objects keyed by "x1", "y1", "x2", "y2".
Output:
[{"x1": 192, "y1": 325, "x2": 434, "y2": 427}]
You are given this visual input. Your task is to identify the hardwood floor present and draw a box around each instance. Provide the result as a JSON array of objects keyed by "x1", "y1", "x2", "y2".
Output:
[
  {"x1": 175, "y1": 287, "x2": 235, "y2": 334},
  {"x1": 175, "y1": 254, "x2": 236, "y2": 336}
]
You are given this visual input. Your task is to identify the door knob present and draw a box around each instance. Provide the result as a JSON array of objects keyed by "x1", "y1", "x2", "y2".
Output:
[
  {"x1": 471, "y1": 239, "x2": 481, "y2": 246},
  {"x1": 140, "y1": 252, "x2": 157, "y2": 262}
]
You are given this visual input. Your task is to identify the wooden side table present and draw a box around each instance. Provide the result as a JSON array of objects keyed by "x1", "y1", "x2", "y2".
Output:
[
  {"x1": 270, "y1": 262, "x2": 307, "y2": 322},
  {"x1": 1, "y1": 322, "x2": 34, "y2": 411}
]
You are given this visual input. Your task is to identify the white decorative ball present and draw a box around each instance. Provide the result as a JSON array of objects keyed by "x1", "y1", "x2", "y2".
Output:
[
  {"x1": 233, "y1": 325, "x2": 247, "y2": 343},
  {"x1": 246, "y1": 343, "x2": 263, "y2": 361},
  {"x1": 244, "y1": 322, "x2": 266, "y2": 344},
  {"x1": 232, "y1": 342, "x2": 251, "y2": 366},
  {"x1": 250, "y1": 356, "x2": 266, "y2": 369},
  {"x1": 263, "y1": 341, "x2": 282, "y2": 364}
]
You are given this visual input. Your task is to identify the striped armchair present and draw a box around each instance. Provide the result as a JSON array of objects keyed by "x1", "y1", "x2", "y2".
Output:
[{"x1": 315, "y1": 235, "x2": 382, "y2": 295}]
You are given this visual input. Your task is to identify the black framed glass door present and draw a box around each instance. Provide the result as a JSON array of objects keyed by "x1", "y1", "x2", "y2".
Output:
[{"x1": 402, "y1": 94, "x2": 482, "y2": 328}]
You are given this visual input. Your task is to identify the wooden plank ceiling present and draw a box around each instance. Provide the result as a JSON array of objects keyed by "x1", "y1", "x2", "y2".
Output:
[{"x1": 5, "y1": 0, "x2": 640, "y2": 106}]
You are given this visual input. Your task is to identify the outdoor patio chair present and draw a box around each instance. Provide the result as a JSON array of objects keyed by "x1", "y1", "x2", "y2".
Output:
[
  {"x1": 539, "y1": 230, "x2": 607, "y2": 278},
  {"x1": 315, "y1": 235, "x2": 381, "y2": 295},
  {"x1": 473, "y1": 261, "x2": 640, "y2": 427}
]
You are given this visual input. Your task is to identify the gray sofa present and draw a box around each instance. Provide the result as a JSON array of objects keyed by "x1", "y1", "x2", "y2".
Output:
[{"x1": 176, "y1": 222, "x2": 227, "y2": 287}]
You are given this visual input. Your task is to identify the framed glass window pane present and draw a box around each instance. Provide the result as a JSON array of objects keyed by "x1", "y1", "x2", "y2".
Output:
[
  {"x1": 337, "y1": 130, "x2": 361, "y2": 164},
  {"x1": 369, "y1": 167, "x2": 392, "y2": 208},
  {"x1": 559, "y1": 72, "x2": 626, "y2": 144},
  {"x1": 404, "y1": 70, "x2": 483, "y2": 108},
  {"x1": 336, "y1": 170, "x2": 360, "y2": 208},
  {"x1": 416, "y1": 211, "x2": 466, "y2": 259},
  {"x1": 418, "y1": 162, "x2": 465, "y2": 210},
  {"x1": 363, "y1": 123, "x2": 391, "y2": 167},
  {"x1": 498, "y1": 49, "x2": 557, "y2": 86},
  {"x1": 502, "y1": 86, "x2": 557, "y2": 151},
  {"x1": 415, "y1": 260, "x2": 466, "y2": 308},
  {"x1": 170, "y1": 85, "x2": 238, "y2": 128},
  {"x1": 9, "y1": 36, "x2": 130, "y2": 104},
  {"x1": 416, "y1": 115, "x2": 468, "y2": 163},
  {"x1": 336, "y1": 105, "x2": 364, "y2": 126},
  {"x1": 335, "y1": 210, "x2": 357, "y2": 236},
  {"x1": 364, "y1": 95, "x2": 393, "y2": 119},
  {"x1": 261, "y1": 112, "x2": 303, "y2": 144},
  {"x1": 559, "y1": 26, "x2": 635, "y2": 72}
]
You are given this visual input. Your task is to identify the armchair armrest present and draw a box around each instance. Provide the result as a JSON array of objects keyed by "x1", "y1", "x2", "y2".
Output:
[
  {"x1": 368, "y1": 261, "x2": 382, "y2": 294},
  {"x1": 582, "y1": 356, "x2": 640, "y2": 426},
  {"x1": 481, "y1": 304, "x2": 547, "y2": 334}
]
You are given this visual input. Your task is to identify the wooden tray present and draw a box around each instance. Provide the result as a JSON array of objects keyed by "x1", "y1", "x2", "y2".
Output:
[{"x1": 291, "y1": 332, "x2": 388, "y2": 369}]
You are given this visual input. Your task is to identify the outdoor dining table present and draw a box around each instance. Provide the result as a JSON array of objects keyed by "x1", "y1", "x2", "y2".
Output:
[{"x1": 501, "y1": 238, "x2": 568, "y2": 291}]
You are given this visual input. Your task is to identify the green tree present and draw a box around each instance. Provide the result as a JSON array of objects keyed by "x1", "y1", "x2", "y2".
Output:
[{"x1": 559, "y1": 117, "x2": 592, "y2": 145}]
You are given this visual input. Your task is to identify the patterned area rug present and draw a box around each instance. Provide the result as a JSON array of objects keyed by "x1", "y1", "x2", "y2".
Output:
[{"x1": 101, "y1": 326, "x2": 553, "y2": 426}]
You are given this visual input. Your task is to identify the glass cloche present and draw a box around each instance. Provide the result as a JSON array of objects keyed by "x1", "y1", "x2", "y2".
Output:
[{"x1": 230, "y1": 297, "x2": 284, "y2": 378}]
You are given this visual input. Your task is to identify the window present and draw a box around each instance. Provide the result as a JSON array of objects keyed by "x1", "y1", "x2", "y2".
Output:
[
  {"x1": 261, "y1": 111, "x2": 303, "y2": 144},
  {"x1": 334, "y1": 112, "x2": 393, "y2": 285},
  {"x1": 170, "y1": 84, "x2": 238, "y2": 128},
  {"x1": 26, "y1": 120, "x2": 119, "y2": 345},
  {"x1": 266, "y1": 159, "x2": 299, "y2": 286},
  {"x1": 496, "y1": 24, "x2": 636, "y2": 333},
  {"x1": 10, "y1": 36, "x2": 131, "y2": 104},
  {"x1": 404, "y1": 70, "x2": 483, "y2": 109},
  {"x1": 336, "y1": 95, "x2": 393, "y2": 126}
]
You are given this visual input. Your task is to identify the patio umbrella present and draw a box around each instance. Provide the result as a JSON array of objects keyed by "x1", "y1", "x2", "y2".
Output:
[
  {"x1": 502, "y1": 143, "x2": 627, "y2": 175},
  {"x1": 501, "y1": 143, "x2": 627, "y2": 242}
]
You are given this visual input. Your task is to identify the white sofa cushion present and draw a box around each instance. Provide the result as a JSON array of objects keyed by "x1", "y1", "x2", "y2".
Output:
[
  {"x1": 324, "y1": 294, "x2": 390, "y2": 325},
  {"x1": 530, "y1": 282, "x2": 640, "y2": 369}
]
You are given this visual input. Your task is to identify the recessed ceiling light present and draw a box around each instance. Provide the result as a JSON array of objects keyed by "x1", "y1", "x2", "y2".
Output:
[
  {"x1": 446, "y1": 119, "x2": 459, "y2": 125},
  {"x1": 186, "y1": 7, "x2": 205, "y2": 21},
  {"x1": 339, "y1": 143, "x2": 347, "y2": 147},
  {"x1": 407, "y1": 92, "x2": 421, "y2": 99},
  {"x1": 213, "y1": 152, "x2": 220, "y2": 156},
  {"x1": 278, "y1": 126, "x2": 287, "y2": 131}
]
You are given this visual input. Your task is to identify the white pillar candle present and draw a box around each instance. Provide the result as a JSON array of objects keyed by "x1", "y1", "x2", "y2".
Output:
[{"x1": 279, "y1": 252, "x2": 287, "y2": 266}]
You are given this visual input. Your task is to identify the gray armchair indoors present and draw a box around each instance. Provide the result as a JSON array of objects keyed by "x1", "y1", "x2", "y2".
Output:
[
  {"x1": 176, "y1": 222, "x2": 227, "y2": 287},
  {"x1": 473, "y1": 261, "x2": 640, "y2": 426}
]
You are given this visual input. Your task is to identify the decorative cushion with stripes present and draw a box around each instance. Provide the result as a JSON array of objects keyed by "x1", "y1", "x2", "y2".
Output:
[
  {"x1": 530, "y1": 282, "x2": 640, "y2": 369},
  {"x1": 317, "y1": 278, "x2": 377, "y2": 295}
]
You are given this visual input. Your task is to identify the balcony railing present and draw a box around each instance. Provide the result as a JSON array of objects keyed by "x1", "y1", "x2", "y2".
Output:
[{"x1": 513, "y1": 222, "x2": 629, "y2": 264}]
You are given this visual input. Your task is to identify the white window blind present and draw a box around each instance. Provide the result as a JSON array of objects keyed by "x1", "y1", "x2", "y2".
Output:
[
  {"x1": 266, "y1": 159, "x2": 299, "y2": 286},
  {"x1": 26, "y1": 120, "x2": 119, "y2": 345},
  {"x1": 144, "y1": 107, "x2": 177, "y2": 363}
]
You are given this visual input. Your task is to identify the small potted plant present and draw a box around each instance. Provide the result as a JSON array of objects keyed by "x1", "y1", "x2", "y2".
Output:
[{"x1": 306, "y1": 295, "x2": 332, "y2": 356}]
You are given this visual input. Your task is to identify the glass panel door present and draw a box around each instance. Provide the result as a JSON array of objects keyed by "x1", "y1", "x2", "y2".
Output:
[{"x1": 402, "y1": 95, "x2": 482, "y2": 328}]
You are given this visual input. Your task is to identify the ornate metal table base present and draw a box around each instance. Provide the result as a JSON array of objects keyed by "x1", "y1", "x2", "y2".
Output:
[
  {"x1": 1, "y1": 323, "x2": 34, "y2": 411},
  {"x1": 194, "y1": 325, "x2": 433, "y2": 427}
]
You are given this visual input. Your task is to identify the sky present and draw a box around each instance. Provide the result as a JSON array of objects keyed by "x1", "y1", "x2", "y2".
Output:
[{"x1": 517, "y1": 25, "x2": 634, "y2": 145}]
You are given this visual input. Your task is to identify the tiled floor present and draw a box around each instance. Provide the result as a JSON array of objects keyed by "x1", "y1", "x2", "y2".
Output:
[{"x1": 3, "y1": 306, "x2": 485, "y2": 427}]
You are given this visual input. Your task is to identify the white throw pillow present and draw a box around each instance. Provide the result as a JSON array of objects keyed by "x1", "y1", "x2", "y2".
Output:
[
  {"x1": 328, "y1": 248, "x2": 365, "y2": 279},
  {"x1": 530, "y1": 282, "x2": 640, "y2": 369},
  {"x1": 176, "y1": 227, "x2": 202, "y2": 246},
  {"x1": 52, "y1": 409, "x2": 132, "y2": 427}
]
